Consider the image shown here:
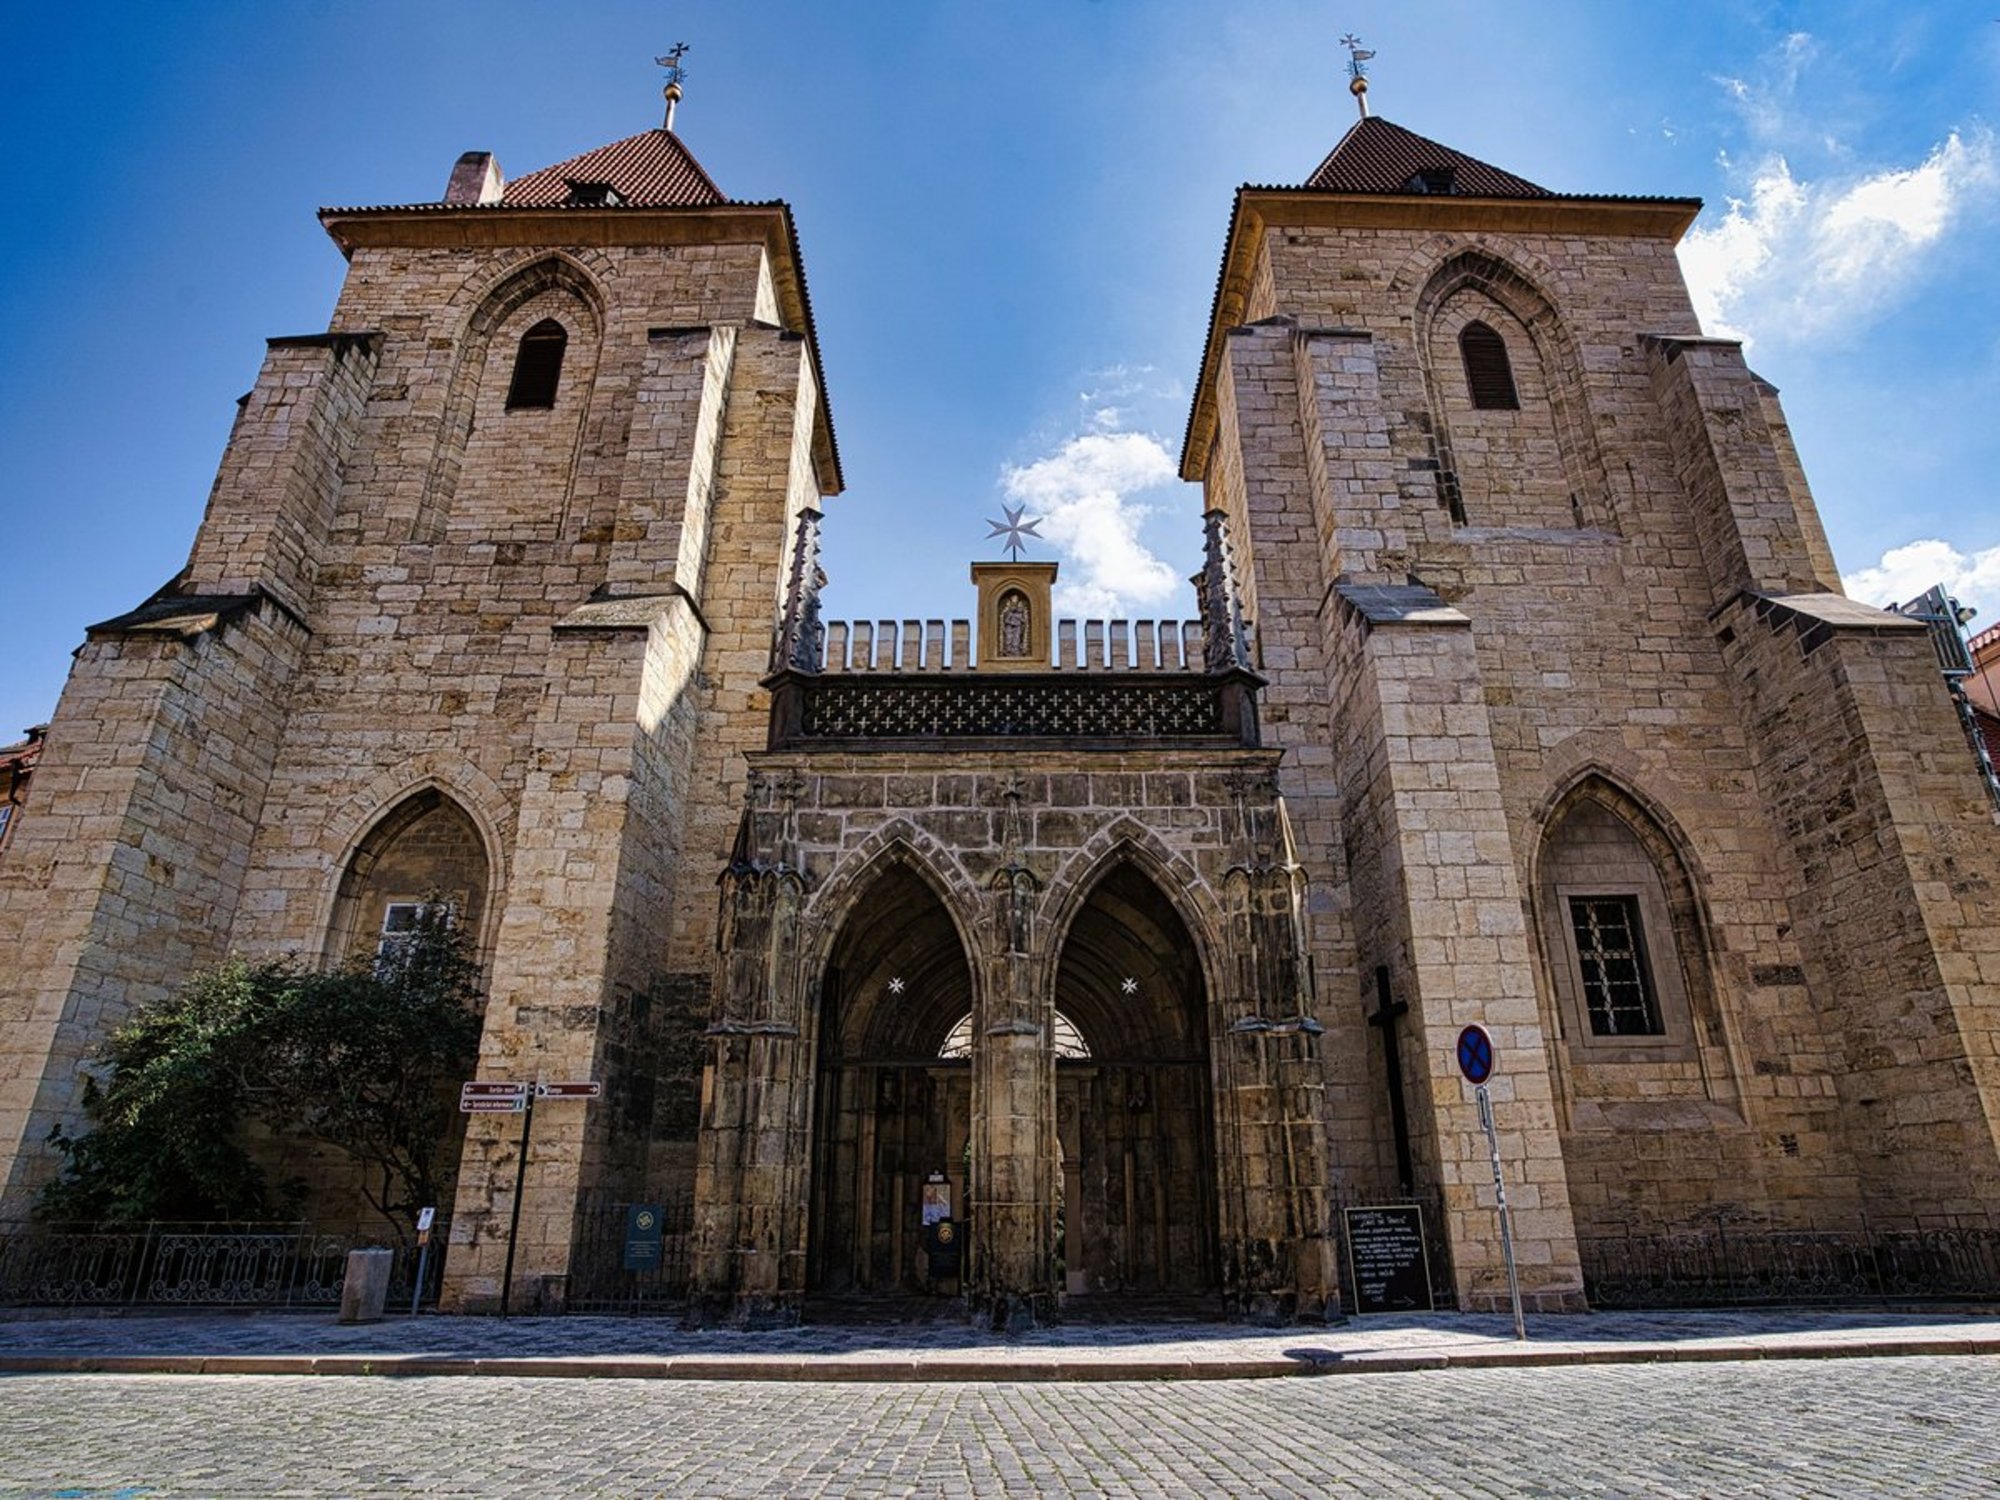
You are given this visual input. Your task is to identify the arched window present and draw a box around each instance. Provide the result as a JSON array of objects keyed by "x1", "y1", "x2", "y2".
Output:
[
  {"x1": 505, "y1": 319, "x2": 568, "y2": 410},
  {"x1": 938, "y1": 1010, "x2": 1090, "y2": 1059},
  {"x1": 1458, "y1": 320, "x2": 1520, "y2": 411}
]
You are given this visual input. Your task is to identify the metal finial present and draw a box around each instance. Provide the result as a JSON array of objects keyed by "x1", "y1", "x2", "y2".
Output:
[
  {"x1": 1340, "y1": 33, "x2": 1376, "y2": 119},
  {"x1": 656, "y1": 43, "x2": 691, "y2": 130},
  {"x1": 983, "y1": 504, "x2": 1045, "y2": 563}
]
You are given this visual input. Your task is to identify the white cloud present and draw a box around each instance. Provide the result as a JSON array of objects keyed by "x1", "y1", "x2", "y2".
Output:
[
  {"x1": 1000, "y1": 431, "x2": 1185, "y2": 617},
  {"x1": 1843, "y1": 539, "x2": 2000, "y2": 625},
  {"x1": 1678, "y1": 130, "x2": 1995, "y2": 345}
]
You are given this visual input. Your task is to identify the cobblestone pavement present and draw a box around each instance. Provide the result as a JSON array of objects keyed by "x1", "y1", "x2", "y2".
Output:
[{"x1": 4, "y1": 1356, "x2": 1996, "y2": 1497}]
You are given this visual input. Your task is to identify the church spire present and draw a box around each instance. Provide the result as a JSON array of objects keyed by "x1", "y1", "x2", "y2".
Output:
[
  {"x1": 656, "y1": 42, "x2": 690, "y2": 131},
  {"x1": 1340, "y1": 33, "x2": 1376, "y2": 120}
]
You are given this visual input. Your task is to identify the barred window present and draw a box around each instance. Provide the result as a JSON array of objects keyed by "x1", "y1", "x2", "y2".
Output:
[
  {"x1": 1568, "y1": 895, "x2": 1662, "y2": 1036},
  {"x1": 505, "y1": 319, "x2": 568, "y2": 409},
  {"x1": 1459, "y1": 321, "x2": 1520, "y2": 410}
]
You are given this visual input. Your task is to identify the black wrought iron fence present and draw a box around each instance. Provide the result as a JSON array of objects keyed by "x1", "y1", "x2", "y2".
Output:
[
  {"x1": 0, "y1": 1218, "x2": 444, "y2": 1310},
  {"x1": 1584, "y1": 1217, "x2": 2000, "y2": 1308},
  {"x1": 563, "y1": 1194, "x2": 695, "y2": 1315}
]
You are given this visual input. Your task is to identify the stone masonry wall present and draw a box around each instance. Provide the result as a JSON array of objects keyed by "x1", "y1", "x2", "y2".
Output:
[{"x1": 1203, "y1": 209, "x2": 1953, "y2": 1272}]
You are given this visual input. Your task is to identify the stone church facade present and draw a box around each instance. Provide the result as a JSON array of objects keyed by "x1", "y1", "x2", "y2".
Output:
[{"x1": 3, "y1": 100, "x2": 1998, "y2": 1326}]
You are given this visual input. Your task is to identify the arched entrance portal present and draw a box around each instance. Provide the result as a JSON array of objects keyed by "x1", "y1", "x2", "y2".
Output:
[
  {"x1": 809, "y1": 863, "x2": 973, "y2": 1297},
  {"x1": 1054, "y1": 864, "x2": 1219, "y2": 1302}
]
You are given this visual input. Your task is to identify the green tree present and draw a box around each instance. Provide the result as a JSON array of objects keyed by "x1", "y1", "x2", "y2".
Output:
[{"x1": 39, "y1": 914, "x2": 482, "y2": 1233}]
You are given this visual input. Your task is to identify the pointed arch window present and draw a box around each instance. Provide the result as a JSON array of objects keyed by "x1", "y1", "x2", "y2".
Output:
[
  {"x1": 505, "y1": 319, "x2": 568, "y2": 410},
  {"x1": 1458, "y1": 320, "x2": 1520, "y2": 410}
]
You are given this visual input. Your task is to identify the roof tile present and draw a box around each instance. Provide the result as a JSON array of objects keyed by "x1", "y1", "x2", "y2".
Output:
[
  {"x1": 1303, "y1": 116, "x2": 1551, "y2": 198},
  {"x1": 501, "y1": 128, "x2": 726, "y2": 208}
]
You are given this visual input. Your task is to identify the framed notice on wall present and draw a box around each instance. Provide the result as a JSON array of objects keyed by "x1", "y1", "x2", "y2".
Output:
[{"x1": 1343, "y1": 1204, "x2": 1434, "y2": 1314}]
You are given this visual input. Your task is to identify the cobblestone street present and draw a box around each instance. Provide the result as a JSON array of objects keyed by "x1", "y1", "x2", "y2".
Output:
[{"x1": 5, "y1": 1356, "x2": 1996, "y2": 1497}]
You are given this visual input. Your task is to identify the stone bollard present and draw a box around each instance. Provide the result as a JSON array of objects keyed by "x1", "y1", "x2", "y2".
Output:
[{"x1": 338, "y1": 1247, "x2": 395, "y2": 1324}]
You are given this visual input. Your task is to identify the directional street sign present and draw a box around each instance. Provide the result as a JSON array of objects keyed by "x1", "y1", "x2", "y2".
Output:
[
  {"x1": 460, "y1": 1080, "x2": 529, "y2": 1114},
  {"x1": 1455, "y1": 1024, "x2": 1495, "y2": 1085},
  {"x1": 536, "y1": 1080, "x2": 603, "y2": 1100}
]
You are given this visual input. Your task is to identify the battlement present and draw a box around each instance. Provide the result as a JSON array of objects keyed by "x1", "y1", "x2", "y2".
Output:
[{"x1": 818, "y1": 617, "x2": 1207, "y2": 673}]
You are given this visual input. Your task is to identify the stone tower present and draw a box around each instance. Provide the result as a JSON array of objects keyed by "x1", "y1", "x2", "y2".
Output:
[
  {"x1": 1182, "y1": 114, "x2": 2000, "y2": 1308},
  {"x1": 0, "y1": 115, "x2": 841, "y2": 1308},
  {"x1": 4, "y1": 92, "x2": 1998, "y2": 1328}
]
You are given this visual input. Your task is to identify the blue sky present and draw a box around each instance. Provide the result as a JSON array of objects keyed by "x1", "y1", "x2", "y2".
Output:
[{"x1": 3, "y1": 2, "x2": 1997, "y2": 736}]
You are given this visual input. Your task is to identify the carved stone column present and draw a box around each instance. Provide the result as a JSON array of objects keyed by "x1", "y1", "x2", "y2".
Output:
[
  {"x1": 967, "y1": 777, "x2": 1060, "y2": 1329},
  {"x1": 688, "y1": 775, "x2": 815, "y2": 1326},
  {"x1": 1213, "y1": 773, "x2": 1340, "y2": 1322}
]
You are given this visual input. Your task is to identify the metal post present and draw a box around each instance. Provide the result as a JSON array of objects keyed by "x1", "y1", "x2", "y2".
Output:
[
  {"x1": 1476, "y1": 1084, "x2": 1527, "y2": 1340},
  {"x1": 411, "y1": 1241, "x2": 432, "y2": 1317},
  {"x1": 500, "y1": 1090, "x2": 535, "y2": 1318}
]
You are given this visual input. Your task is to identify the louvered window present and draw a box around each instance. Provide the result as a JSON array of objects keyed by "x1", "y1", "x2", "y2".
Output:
[
  {"x1": 505, "y1": 319, "x2": 568, "y2": 410},
  {"x1": 1459, "y1": 321, "x2": 1519, "y2": 410}
]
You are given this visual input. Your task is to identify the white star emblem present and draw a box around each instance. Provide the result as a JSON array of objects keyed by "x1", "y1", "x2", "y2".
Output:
[
  {"x1": 888, "y1": 977, "x2": 905, "y2": 994},
  {"x1": 984, "y1": 504, "x2": 1045, "y2": 562},
  {"x1": 1121, "y1": 977, "x2": 1138, "y2": 994}
]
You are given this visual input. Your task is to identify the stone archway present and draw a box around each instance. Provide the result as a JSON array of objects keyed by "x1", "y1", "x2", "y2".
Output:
[
  {"x1": 1053, "y1": 864, "x2": 1220, "y2": 1302},
  {"x1": 808, "y1": 862, "x2": 974, "y2": 1299}
]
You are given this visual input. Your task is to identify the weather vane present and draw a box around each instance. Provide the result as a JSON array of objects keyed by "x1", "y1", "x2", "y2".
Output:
[
  {"x1": 984, "y1": 504, "x2": 1044, "y2": 563},
  {"x1": 1341, "y1": 33, "x2": 1376, "y2": 120},
  {"x1": 656, "y1": 43, "x2": 691, "y2": 130}
]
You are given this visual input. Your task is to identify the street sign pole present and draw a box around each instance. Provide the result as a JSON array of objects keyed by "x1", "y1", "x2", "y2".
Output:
[
  {"x1": 1455, "y1": 1023, "x2": 1526, "y2": 1342},
  {"x1": 499, "y1": 1088, "x2": 535, "y2": 1319},
  {"x1": 1476, "y1": 1082, "x2": 1527, "y2": 1341}
]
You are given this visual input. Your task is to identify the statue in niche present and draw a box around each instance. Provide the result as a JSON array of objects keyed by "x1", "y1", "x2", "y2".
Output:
[{"x1": 998, "y1": 590, "x2": 1031, "y2": 658}]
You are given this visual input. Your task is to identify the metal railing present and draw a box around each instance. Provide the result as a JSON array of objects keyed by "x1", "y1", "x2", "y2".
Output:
[
  {"x1": 1583, "y1": 1217, "x2": 2000, "y2": 1308},
  {"x1": 562, "y1": 1194, "x2": 695, "y2": 1316},
  {"x1": 0, "y1": 1218, "x2": 444, "y2": 1310}
]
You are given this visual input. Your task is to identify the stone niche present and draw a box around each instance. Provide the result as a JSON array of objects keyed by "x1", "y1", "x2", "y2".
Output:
[{"x1": 971, "y1": 561, "x2": 1057, "y2": 671}]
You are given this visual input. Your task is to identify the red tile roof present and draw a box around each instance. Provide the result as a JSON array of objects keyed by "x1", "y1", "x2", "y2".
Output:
[
  {"x1": 1303, "y1": 116, "x2": 1552, "y2": 198},
  {"x1": 501, "y1": 128, "x2": 726, "y2": 208}
]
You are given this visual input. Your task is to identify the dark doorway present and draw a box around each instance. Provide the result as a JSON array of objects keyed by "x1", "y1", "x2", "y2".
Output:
[
  {"x1": 1054, "y1": 864, "x2": 1219, "y2": 1302},
  {"x1": 808, "y1": 864, "x2": 972, "y2": 1300}
]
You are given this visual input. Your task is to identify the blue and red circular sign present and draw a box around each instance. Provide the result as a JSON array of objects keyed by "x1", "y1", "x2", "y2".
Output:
[{"x1": 1455, "y1": 1024, "x2": 1495, "y2": 1084}]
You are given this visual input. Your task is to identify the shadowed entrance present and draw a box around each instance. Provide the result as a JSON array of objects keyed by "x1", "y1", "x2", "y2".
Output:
[
  {"x1": 1055, "y1": 864, "x2": 1219, "y2": 1301},
  {"x1": 809, "y1": 863, "x2": 972, "y2": 1297}
]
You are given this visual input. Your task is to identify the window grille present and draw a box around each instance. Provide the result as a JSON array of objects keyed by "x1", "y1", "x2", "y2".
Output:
[
  {"x1": 505, "y1": 319, "x2": 568, "y2": 409},
  {"x1": 1458, "y1": 321, "x2": 1520, "y2": 410},
  {"x1": 1568, "y1": 895, "x2": 1662, "y2": 1036}
]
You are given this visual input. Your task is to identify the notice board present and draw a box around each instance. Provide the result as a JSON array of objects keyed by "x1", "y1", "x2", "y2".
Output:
[{"x1": 1343, "y1": 1204, "x2": 1434, "y2": 1314}]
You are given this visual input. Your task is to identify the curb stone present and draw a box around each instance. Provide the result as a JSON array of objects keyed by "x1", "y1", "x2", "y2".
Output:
[{"x1": 4, "y1": 1336, "x2": 1999, "y2": 1382}]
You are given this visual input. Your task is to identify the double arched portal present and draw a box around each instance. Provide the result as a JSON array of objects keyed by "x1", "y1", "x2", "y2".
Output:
[{"x1": 810, "y1": 860, "x2": 1217, "y2": 1305}]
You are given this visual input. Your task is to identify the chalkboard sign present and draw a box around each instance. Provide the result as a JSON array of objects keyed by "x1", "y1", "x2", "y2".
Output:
[{"x1": 1343, "y1": 1204, "x2": 1434, "y2": 1314}]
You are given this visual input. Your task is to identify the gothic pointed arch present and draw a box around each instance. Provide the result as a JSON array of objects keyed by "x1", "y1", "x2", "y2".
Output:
[
  {"x1": 1047, "y1": 849, "x2": 1220, "y2": 1296},
  {"x1": 1531, "y1": 769, "x2": 1725, "y2": 1067},
  {"x1": 1038, "y1": 819, "x2": 1225, "y2": 1003},
  {"x1": 416, "y1": 253, "x2": 610, "y2": 541},
  {"x1": 807, "y1": 833, "x2": 980, "y2": 1296},
  {"x1": 324, "y1": 787, "x2": 494, "y2": 968},
  {"x1": 803, "y1": 822, "x2": 981, "y2": 981},
  {"x1": 1410, "y1": 245, "x2": 1611, "y2": 532}
]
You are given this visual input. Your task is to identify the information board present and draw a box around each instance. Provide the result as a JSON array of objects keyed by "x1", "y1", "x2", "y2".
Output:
[
  {"x1": 623, "y1": 1204, "x2": 664, "y2": 1272},
  {"x1": 1343, "y1": 1204, "x2": 1434, "y2": 1314}
]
